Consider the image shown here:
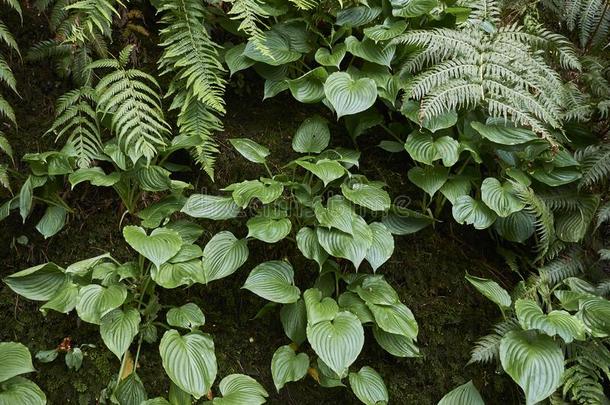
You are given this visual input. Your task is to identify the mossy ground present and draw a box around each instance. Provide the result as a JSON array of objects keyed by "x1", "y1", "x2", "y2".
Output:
[{"x1": 1, "y1": 4, "x2": 520, "y2": 404}]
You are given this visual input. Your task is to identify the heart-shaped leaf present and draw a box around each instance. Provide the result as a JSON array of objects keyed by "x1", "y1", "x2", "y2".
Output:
[
  {"x1": 69, "y1": 167, "x2": 121, "y2": 188},
  {"x1": 287, "y1": 67, "x2": 328, "y2": 103},
  {"x1": 292, "y1": 115, "x2": 330, "y2": 153},
  {"x1": 404, "y1": 132, "x2": 460, "y2": 167},
  {"x1": 296, "y1": 227, "x2": 328, "y2": 269},
  {"x1": 314, "y1": 196, "x2": 355, "y2": 235},
  {"x1": 100, "y1": 308, "x2": 141, "y2": 359},
  {"x1": 243, "y1": 261, "x2": 301, "y2": 304},
  {"x1": 407, "y1": 165, "x2": 448, "y2": 197},
  {"x1": 315, "y1": 44, "x2": 347, "y2": 68},
  {"x1": 202, "y1": 231, "x2": 249, "y2": 283},
  {"x1": 438, "y1": 381, "x2": 485, "y2": 405},
  {"x1": 243, "y1": 30, "x2": 301, "y2": 66},
  {"x1": 372, "y1": 327, "x2": 419, "y2": 358},
  {"x1": 181, "y1": 194, "x2": 241, "y2": 220},
  {"x1": 76, "y1": 284, "x2": 127, "y2": 324},
  {"x1": 211, "y1": 374, "x2": 268, "y2": 404},
  {"x1": 481, "y1": 178, "x2": 524, "y2": 217},
  {"x1": 336, "y1": 6, "x2": 382, "y2": 26},
  {"x1": 452, "y1": 196, "x2": 497, "y2": 230},
  {"x1": 348, "y1": 366, "x2": 388, "y2": 405},
  {"x1": 223, "y1": 179, "x2": 284, "y2": 208},
  {"x1": 345, "y1": 36, "x2": 396, "y2": 67},
  {"x1": 3, "y1": 263, "x2": 68, "y2": 301},
  {"x1": 152, "y1": 260, "x2": 202, "y2": 289},
  {"x1": 440, "y1": 176, "x2": 472, "y2": 204},
  {"x1": 364, "y1": 19, "x2": 407, "y2": 42},
  {"x1": 391, "y1": 0, "x2": 438, "y2": 18},
  {"x1": 280, "y1": 299, "x2": 307, "y2": 344},
  {"x1": 167, "y1": 303, "x2": 206, "y2": 330},
  {"x1": 367, "y1": 302, "x2": 418, "y2": 339},
  {"x1": 338, "y1": 292, "x2": 374, "y2": 324},
  {"x1": 515, "y1": 299, "x2": 585, "y2": 343},
  {"x1": 304, "y1": 288, "x2": 339, "y2": 325},
  {"x1": 317, "y1": 215, "x2": 373, "y2": 269},
  {"x1": 159, "y1": 330, "x2": 217, "y2": 399},
  {"x1": 123, "y1": 226, "x2": 182, "y2": 269},
  {"x1": 465, "y1": 274, "x2": 512, "y2": 310},
  {"x1": 381, "y1": 206, "x2": 433, "y2": 235},
  {"x1": 307, "y1": 311, "x2": 365, "y2": 377},
  {"x1": 470, "y1": 121, "x2": 537, "y2": 145},
  {"x1": 297, "y1": 159, "x2": 345, "y2": 186},
  {"x1": 365, "y1": 223, "x2": 394, "y2": 272},
  {"x1": 271, "y1": 345, "x2": 309, "y2": 391},
  {"x1": 0, "y1": 343, "x2": 35, "y2": 383},
  {"x1": 0, "y1": 377, "x2": 46, "y2": 404},
  {"x1": 225, "y1": 43, "x2": 255, "y2": 76},
  {"x1": 324, "y1": 72, "x2": 377, "y2": 119},
  {"x1": 578, "y1": 297, "x2": 610, "y2": 337},
  {"x1": 35, "y1": 206, "x2": 67, "y2": 239},
  {"x1": 353, "y1": 275, "x2": 399, "y2": 305},
  {"x1": 494, "y1": 211, "x2": 535, "y2": 243},
  {"x1": 229, "y1": 138, "x2": 270, "y2": 164},
  {"x1": 247, "y1": 216, "x2": 292, "y2": 243},
  {"x1": 341, "y1": 178, "x2": 391, "y2": 212}
]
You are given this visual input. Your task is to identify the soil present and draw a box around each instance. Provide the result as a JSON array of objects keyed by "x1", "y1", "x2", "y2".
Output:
[{"x1": 0, "y1": 3, "x2": 520, "y2": 404}]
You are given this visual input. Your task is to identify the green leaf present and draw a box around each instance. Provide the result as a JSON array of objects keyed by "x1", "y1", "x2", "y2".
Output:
[
  {"x1": 69, "y1": 167, "x2": 120, "y2": 188},
  {"x1": 470, "y1": 122, "x2": 537, "y2": 145},
  {"x1": 391, "y1": 0, "x2": 438, "y2": 17},
  {"x1": 531, "y1": 167, "x2": 582, "y2": 186},
  {"x1": 134, "y1": 166, "x2": 173, "y2": 192},
  {"x1": 345, "y1": 36, "x2": 395, "y2": 67},
  {"x1": 364, "y1": 19, "x2": 407, "y2": 42},
  {"x1": 452, "y1": 196, "x2": 497, "y2": 230},
  {"x1": 243, "y1": 261, "x2": 301, "y2": 304},
  {"x1": 317, "y1": 216, "x2": 373, "y2": 269},
  {"x1": 211, "y1": 374, "x2": 268, "y2": 405},
  {"x1": 100, "y1": 308, "x2": 141, "y2": 359},
  {"x1": 35, "y1": 206, "x2": 67, "y2": 239},
  {"x1": 0, "y1": 377, "x2": 46, "y2": 405},
  {"x1": 440, "y1": 176, "x2": 471, "y2": 205},
  {"x1": 353, "y1": 275, "x2": 399, "y2": 305},
  {"x1": 481, "y1": 178, "x2": 524, "y2": 217},
  {"x1": 315, "y1": 44, "x2": 347, "y2": 68},
  {"x1": 307, "y1": 311, "x2": 365, "y2": 377},
  {"x1": 243, "y1": 30, "x2": 301, "y2": 66},
  {"x1": 338, "y1": 292, "x2": 374, "y2": 324},
  {"x1": 35, "y1": 350, "x2": 58, "y2": 363},
  {"x1": 202, "y1": 231, "x2": 249, "y2": 283},
  {"x1": 348, "y1": 366, "x2": 388, "y2": 405},
  {"x1": 76, "y1": 284, "x2": 127, "y2": 324},
  {"x1": 404, "y1": 132, "x2": 459, "y2": 167},
  {"x1": 367, "y1": 302, "x2": 418, "y2": 339},
  {"x1": 314, "y1": 196, "x2": 355, "y2": 235},
  {"x1": 167, "y1": 303, "x2": 206, "y2": 330},
  {"x1": 578, "y1": 297, "x2": 610, "y2": 337},
  {"x1": 115, "y1": 373, "x2": 147, "y2": 405},
  {"x1": 402, "y1": 101, "x2": 458, "y2": 133},
  {"x1": 296, "y1": 227, "x2": 328, "y2": 269},
  {"x1": 123, "y1": 226, "x2": 183, "y2": 269},
  {"x1": 280, "y1": 299, "x2": 307, "y2": 344},
  {"x1": 324, "y1": 72, "x2": 377, "y2": 119},
  {"x1": 465, "y1": 274, "x2": 511, "y2": 314},
  {"x1": 223, "y1": 179, "x2": 284, "y2": 208},
  {"x1": 287, "y1": 67, "x2": 328, "y2": 104},
  {"x1": 229, "y1": 138, "x2": 270, "y2": 164},
  {"x1": 166, "y1": 221, "x2": 204, "y2": 245},
  {"x1": 41, "y1": 282, "x2": 79, "y2": 314},
  {"x1": 515, "y1": 299, "x2": 585, "y2": 343},
  {"x1": 292, "y1": 116, "x2": 330, "y2": 153},
  {"x1": 381, "y1": 206, "x2": 433, "y2": 235},
  {"x1": 225, "y1": 43, "x2": 255, "y2": 76},
  {"x1": 365, "y1": 223, "x2": 394, "y2": 272},
  {"x1": 264, "y1": 79, "x2": 288, "y2": 100},
  {"x1": 407, "y1": 165, "x2": 448, "y2": 197},
  {"x1": 438, "y1": 381, "x2": 484, "y2": 405},
  {"x1": 0, "y1": 343, "x2": 35, "y2": 383},
  {"x1": 297, "y1": 159, "x2": 345, "y2": 186},
  {"x1": 181, "y1": 195, "x2": 240, "y2": 220},
  {"x1": 159, "y1": 330, "x2": 217, "y2": 399},
  {"x1": 4, "y1": 263, "x2": 68, "y2": 301},
  {"x1": 336, "y1": 6, "x2": 382, "y2": 26},
  {"x1": 304, "y1": 288, "x2": 339, "y2": 324},
  {"x1": 372, "y1": 327, "x2": 419, "y2": 358},
  {"x1": 19, "y1": 176, "x2": 33, "y2": 222},
  {"x1": 271, "y1": 345, "x2": 309, "y2": 391},
  {"x1": 494, "y1": 211, "x2": 535, "y2": 243},
  {"x1": 499, "y1": 330, "x2": 563, "y2": 405},
  {"x1": 247, "y1": 216, "x2": 292, "y2": 243},
  {"x1": 340, "y1": 178, "x2": 391, "y2": 211},
  {"x1": 152, "y1": 260, "x2": 202, "y2": 289}
]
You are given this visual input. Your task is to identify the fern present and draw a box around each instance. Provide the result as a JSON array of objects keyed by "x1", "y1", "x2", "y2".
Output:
[
  {"x1": 90, "y1": 46, "x2": 171, "y2": 164},
  {"x1": 544, "y1": 0, "x2": 610, "y2": 48},
  {"x1": 538, "y1": 246, "x2": 586, "y2": 286},
  {"x1": 577, "y1": 144, "x2": 610, "y2": 189},
  {"x1": 46, "y1": 87, "x2": 102, "y2": 168},
  {"x1": 0, "y1": 0, "x2": 20, "y2": 125},
  {"x1": 468, "y1": 318, "x2": 520, "y2": 364},
  {"x1": 63, "y1": 0, "x2": 122, "y2": 43},
  {"x1": 562, "y1": 340, "x2": 610, "y2": 404},
  {"x1": 226, "y1": 0, "x2": 271, "y2": 55}
]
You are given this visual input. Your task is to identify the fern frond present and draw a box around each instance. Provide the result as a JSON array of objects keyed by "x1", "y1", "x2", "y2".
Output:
[
  {"x1": 578, "y1": 144, "x2": 610, "y2": 189},
  {"x1": 63, "y1": 0, "x2": 122, "y2": 43},
  {"x1": 226, "y1": 0, "x2": 271, "y2": 55},
  {"x1": 458, "y1": 0, "x2": 501, "y2": 27},
  {"x1": 596, "y1": 201, "x2": 610, "y2": 229},
  {"x1": 0, "y1": 0, "x2": 22, "y2": 18},
  {"x1": 288, "y1": 0, "x2": 318, "y2": 10},
  {"x1": 468, "y1": 319, "x2": 520, "y2": 365},
  {"x1": 563, "y1": 340, "x2": 610, "y2": 404},
  {"x1": 539, "y1": 246, "x2": 586, "y2": 286}
]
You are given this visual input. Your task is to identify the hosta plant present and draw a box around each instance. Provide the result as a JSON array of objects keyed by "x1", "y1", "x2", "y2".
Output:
[{"x1": 0, "y1": 341, "x2": 46, "y2": 403}]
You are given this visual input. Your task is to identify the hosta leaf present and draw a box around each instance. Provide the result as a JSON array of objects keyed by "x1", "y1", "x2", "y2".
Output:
[
  {"x1": 438, "y1": 381, "x2": 484, "y2": 405},
  {"x1": 123, "y1": 226, "x2": 182, "y2": 269},
  {"x1": 465, "y1": 274, "x2": 511, "y2": 310},
  {"x1": 76, "y1": 283, "x2": 127, "y2": 324},
  {"x1": 247, "y1": 216, "x2": 292, "y2": 243},
  {"x1": 515, "y1": 299, "x2": 585, "y2": 343},
  {"x1": 364, "y1": 19, "x2": 407, "y2": 42},
  {"x1": 242, "y1": 261, "x2": 301, "y2": 304},
  {"x1": 578, "y1": 297, "x2": 610, "y2": 337},
  {"x1": 281, "y1": 299, "x2": 307, "y2": 344},
  {"x1": 315, "y1": 45, "x2": 347, "y2": 68},
  {"x1": 499, "y1": 330, "x2": 563, "y2": 405},
  {"x1": 317, "y1": 215, "x2": 373, "y2": 269},
  {"x1": 264, "y1": 79, "x2": 288, "y2": 100},
  {"x1": 452, "y1": 196, "x2": 496, "y2": 230},
  {"x1": 4, "y1": 263, "x2": 68, "y2": 301},
  {"x1": 470, "y1": 122, "x2": 537, "y2": 145},
  {"x1": 35, "y1": 206, "x2": 67, "y2": 239},
  {"x1": 287, "y1": 67, "x2": 328, "y2": 104},
  {"x1": 381, "y1": 206, "x2": 433, "y2": 235},
  {"x1": 139, "y1": 195, "x2": 187, "y2": 228},
  {"x1": 402, "y1": 101, "x2": 458, "y2": 133},
  {"x1": 345, "y1": 36, "x2": 396, "y2": 67},
  {"x1": 223, "y1": 179, "x2": 284, "y2": 208},
  {"x1": 481, "y1": 178, "x2": 524, "y2": 217},
  {"x1": 391, "y1": 0, "x2": 438, "y2": 17},
  {"x1": 69, "y1": 167, "x2": 120, "y2": 188},
  {"x1": 0, "y1": 377, "x2": 46, "y2": 405},
  {"x1": 314, "y1": 196, "x2": 355, "y2": 235},
  {"x1": 340, "y1": 178, "x2": 391, "y2": 212},
  {"x1": 307, "y1": 311, "x2": 364, "y2": 377},
  {"x1": 372, "y1": 327, "x2": 419, "y2": 358},
  {"x1": 494, "y1": 211, "x2": 535, "y2": 243},
  {"x1": 348, "y1": 366, "x2": 388, "y2": 405},
  {"x1": 292, "y1": 115, "x2": 330, "y2": 153},
  {"x1": 115, "y1": 373, "x2": 147, "y2": 405},
  {"x1": 531, "y1": 167, "x2": 581, "y2": 187},
  {"x1": 297, "y1": 159, "x2": 345, "y2": 186},
  {"x1": 304, "y1": 288, "x2": 339, "y2": 325},
  {"x1": 407, "y1": 165, "x2": 448, "y2": 197},
  {"x1": 353, "y1": 275, "x2": 399, "y2": 305},
  {"x1": 338, "y1": 292, "x2": 374, "y2": 324},
  {"x1": 324, "y1": 72, "x2": 377, "y2": 119},
  {"x1": 41, "y1": 282, "x2": 79, "y2": 314},
  {"x1": 296, "y1": 227, "x2": 328, "y2": 269},
  {"x1": 202, "y1": 231, "x2": 249, "y2": 283},
  {"x1": 229, "y1": 138, "x2": 269, "y2": 164},
  {"x1": 100, "y1": 308, "x2": 141, "y2": 359},
  {"x1": 152, "y1": 260, "x2": 202, "y2": 289},
  {"x1": 336, "y1": 6, "x2": 382, "y2": 27},
  {"x1": 181, "y1": 194, "x2": 241, "y2": 221},
  {"x1": 404, "y1": 132, "x2": 459, "y2": 167},
  {"x1": 225, "y1": 43, "x2": 255, "y2": 76},
  {"x1": 367, "y1": 302, "x2": 418, "y2": 339},
  {"x1": 0, "y1": 343, "x2": 35, "y2": 383},
  {"x1": 134, "y1": 166, "x2": 173, "y2": 192},
  {"x1": 440, "y1": 176, "x2": 471, "y2": 205},
  {"x1": 159, "y1": 330, "x2": 217, "y2": 399},
  {"x1": 212, "y1": 374, "x2": 268, "y2": 405},
  {"x1": 243, "y1": 31, "x2": 301, "y2": 66},
  {"x1": 271, "y1": 345, "x2": 309, "y2": 391},
  {"x1": 167, "y1": 303, "x2": 205, "y2": 330},
  {"x1": 365, "y1": 223, "x2": 394, "y2": 272}
]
